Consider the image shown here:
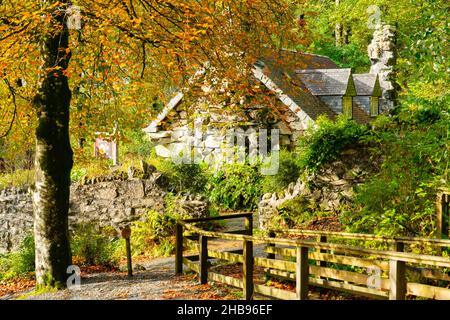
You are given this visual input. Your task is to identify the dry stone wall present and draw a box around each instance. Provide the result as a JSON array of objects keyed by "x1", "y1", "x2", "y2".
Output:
[
  {"x1": 258, "y1": 147, "x2": 377, "y2": 230},
  {"x1": 0, "y1": 169, "x2": 209, "y2": 254}
]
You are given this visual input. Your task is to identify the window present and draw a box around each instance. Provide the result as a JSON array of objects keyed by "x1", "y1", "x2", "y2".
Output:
[
  {"x1": 370, "y1": 97, "x2": 379, "y2": 117},
  {"x1": 343, "y1": 96, "x2": 353, "y2": 119}
]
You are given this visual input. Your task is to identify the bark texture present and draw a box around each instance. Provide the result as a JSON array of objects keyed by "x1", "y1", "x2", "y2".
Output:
[{"x1": 32, "y1": 0, "x2": 73, "y2": 288}]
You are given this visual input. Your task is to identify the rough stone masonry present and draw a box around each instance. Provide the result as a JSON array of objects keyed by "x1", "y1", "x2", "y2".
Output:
[{"x1": 0, "y1": 168, "x2": 209, "y2": 254}]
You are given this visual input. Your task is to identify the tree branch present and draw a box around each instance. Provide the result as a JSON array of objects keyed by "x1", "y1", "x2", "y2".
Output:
[{"x1": 0, "y1": 79, "x2": 17, "y2": 139}]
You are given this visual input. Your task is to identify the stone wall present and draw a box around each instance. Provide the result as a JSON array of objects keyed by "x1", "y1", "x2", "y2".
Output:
[
  {"x1": 353, "y1": 96, "x2": 371, "y2": 115},
  {"x1": 148, "y1": 103, "x2": 301, "y2": 164},
  {"x1": 258, "y1": 147, "x2": 378, "y2": 230},
  {"x1": 368, "y1": 24, "x2": 397, "y2": 111},
  {"x1": 318, "y1": 96, "x2": 343, "y2": 114},
  {"x1": 0, "y1": 169, "x2": 209, "y2": 254},
  {"x1": 0, "y1": 187, "x2": 33, "y2": 254}
]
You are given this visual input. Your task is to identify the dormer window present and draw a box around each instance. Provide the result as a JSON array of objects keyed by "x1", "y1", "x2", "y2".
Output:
[
  {"x1": 343, "y1": 96, "x2": 353, "y2": 119},
  {"x1": 370, "y1": 96, "x2": 379, "y2": 117}
]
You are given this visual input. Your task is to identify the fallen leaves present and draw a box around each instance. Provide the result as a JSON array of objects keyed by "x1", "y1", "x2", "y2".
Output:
[{"x1": 0, "y1": 278, "x2": 35, "y2": 297}]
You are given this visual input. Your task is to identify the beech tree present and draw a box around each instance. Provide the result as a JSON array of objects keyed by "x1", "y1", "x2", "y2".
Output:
[{"x1": 0, "y1": 0, "x2": 299, "y2": 287}]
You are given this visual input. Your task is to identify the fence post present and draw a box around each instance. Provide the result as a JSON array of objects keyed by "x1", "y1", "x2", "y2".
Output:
[
  {"x1": 296, "y1": 246, "x2": 309, "y2": 300},
  {"x1": 437, "y1": 191, "x2": 449, "y2": 239},
  {"x1": 175, "y1": 223, "x2": 183, "y2": 275},
  {"x1": 243, "y1": 237, "x2": 254, "y2": 300},
  {"x1": 244, "y1": 214, "x2": 253, "y2": 235},
  {"x1": 389, "y1": 241, "x2": 406, "y2": 300},
  {"x1": 120, "y1": 226, "x2": 132, "y2": 278},
  {"x1": 266, "y1": 230, "x2": 276, "y2": 259},
  {"x1": 317, "y1": 235, "x2": 327, "y2": 268},
  {"x1": 199, "y1": 235, "x2": 208, "y2": 284}
]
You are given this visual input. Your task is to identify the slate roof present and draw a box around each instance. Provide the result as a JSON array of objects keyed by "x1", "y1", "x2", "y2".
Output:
[
  {"x1": 352, "y1": 101, "x2": 371, "y2": 124},
  {"x1": 257, "y1": 56, "x2": 336, "y2": 121},
  {"x1": 259, "y1": 48, "x2": 339, "y2": 70},
  {"x1": 295, "y1": 69, "x2": 353, "y2": 96},
  {"x1": 352, "y1": 74, "x2": 380, "y2": 96},
  {"x1": 144, "y1": 50, "x2": 378, "y2": 133}
]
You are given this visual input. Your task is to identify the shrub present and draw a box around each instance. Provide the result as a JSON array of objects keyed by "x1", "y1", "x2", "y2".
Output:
[
  {"x1": 168, "y1": 163, "x2": 209, "y2": 193},
  {"x1": 274, "y1": 197, "x2": 315, "y2": 228},
  {"x1": 307, "y1": 41, "x2": 370, "y2": 73},
  {"x1": 261, "y1": 149, "x2": 301, "y2": 193},
  {"x1": 70, "y1": 157, "x2": 110, "y2": 182},
  {"x1": 0, "y1": 169, "x2": 33, "y2": 189},
  {"x1": 71, "y1": 224, "x2": 119, "y2": 267},
  {"x1": 296, "y1": 115, "x2": 369, "y2": 171},
  {"x1": 0, "y1": 234, "x2": 35, "y2": 281},
  {"x1": 121, "y1": 129, "x2": 154, "y2": 158},
  {"x1": 341, "y1": 108, "x2": 449, "y2": 237},
  {"x1": 130, "y1": 209, "x2": 180, "y2": 256},
  {"x1": 14, "y1": 235, "x2": 35, "y2": 274},
  {"x1": 148, "y1": 157, "x2": 208, "y2": 193},
  {"x1": 396, "y1": 80, "x2": 449, "y2": 126},
  {"x1": 206, "y1": 163, "x2": 262, "y2": 210}
]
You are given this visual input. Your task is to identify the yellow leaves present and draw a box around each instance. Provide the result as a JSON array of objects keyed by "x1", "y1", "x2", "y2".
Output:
[{"x1": 0, "y1": 0, "x2": 301, "y2": 147}]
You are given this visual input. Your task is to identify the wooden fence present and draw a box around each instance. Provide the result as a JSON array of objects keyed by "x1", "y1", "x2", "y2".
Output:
[{"x1": 175, "y1": 213, "x2": 450, "y2": 300}]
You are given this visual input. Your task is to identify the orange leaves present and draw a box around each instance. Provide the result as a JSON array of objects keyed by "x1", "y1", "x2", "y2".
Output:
[
  {"x1": 0, "y1": 0, "x2": 302, "y2": 161},
  {"x1": 0, "y1": 278, "x2": 36, "y2": 298}
]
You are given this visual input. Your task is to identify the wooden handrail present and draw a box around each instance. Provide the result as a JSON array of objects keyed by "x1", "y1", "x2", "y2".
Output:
[
  {"x1": 178, "y1": 220, "x2": 450, "y2": 268},
  {"x1": 274, "y1": 228, "x2": 450, "y2": 247},
  {"x1": 182, "y1": 212, "x2": 253, "y2": 223}
]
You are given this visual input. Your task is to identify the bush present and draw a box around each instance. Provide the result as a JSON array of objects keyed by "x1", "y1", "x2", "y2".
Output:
[
  {"x1": 341, "y1": 107, "x2": 449, "y2": 237},
  {"x1": 297, "y1": 115, "x2": 369, "y2": 171},
  {"x1": 261, "y1": 149, "x2": 301, "y2": 193},
  {"x1": 168, "y1": 163, "x2": 209, "y2": 193},
  {"x1": 274, "y1": 197, "x2": 314, "y2": 228},
  {"x1": 130, "y1": 209, "x2": 180, "y2": 256},
  {"x1": 307, "y1": 41, "x2": 370, "y2": 73},
  {"x1": 70, "y1": 157, "x2": 110, "y2": 182},
  {"x1": 396, "y1": 80, "x2": 449, "y2": 126},
  {"x1": 0, "y1": 234, "x2": 35, "y2": 281},
  {"x1": 148, "y1": 157, "x2": 208, "y2": 194},
  {"x1": 71, "y1": 224, "x2": 119, "y2": 267},
  {"x1": 0, "y1": 169, "x2": 34, "y2": 189},
  {"x1": 14, "y1": 235, "x2": 35, "y2": 274},
  {"x1": 121, "y1": 129, "x2": 154, "y2": 158},
  {"x1": 206, "y1": 163, "x2": 262, "y2": 210}
]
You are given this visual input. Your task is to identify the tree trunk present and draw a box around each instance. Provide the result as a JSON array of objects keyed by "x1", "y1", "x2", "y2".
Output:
[{"x1": 32, "y1": 0, "x2": 73, "y2": 288}]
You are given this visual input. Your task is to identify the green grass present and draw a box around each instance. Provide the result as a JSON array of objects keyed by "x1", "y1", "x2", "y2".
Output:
[
  {"x1": 15, "y1": 285, "x2": 58, "y2": 300},
  {"x1": 0, "y1": 169, "x2": 33, "y2": 189}
]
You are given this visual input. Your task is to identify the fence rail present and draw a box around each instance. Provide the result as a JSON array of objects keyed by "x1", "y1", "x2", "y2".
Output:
[{"x1": 175, "y1": 213, "x2": 450, "y2": 300}]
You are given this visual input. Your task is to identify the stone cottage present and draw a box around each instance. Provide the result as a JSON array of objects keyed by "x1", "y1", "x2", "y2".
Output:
[
  {"x1": 296, "y1": 68, "x2": 357, "y2": 118},
  {"x1": 144, "y1": 26, "x2": 396, "y2": 161}
]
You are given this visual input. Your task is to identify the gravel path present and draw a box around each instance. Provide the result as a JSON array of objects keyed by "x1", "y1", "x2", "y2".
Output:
[
  {"x1": 5, "y1": 256, "x2": 230, "y2": 300},
  {"x1": 3, "y1": 216, "x2": 266, "y2": 300}
]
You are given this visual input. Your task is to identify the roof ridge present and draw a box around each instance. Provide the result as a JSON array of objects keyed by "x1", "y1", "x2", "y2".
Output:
[{"x1": 295, "y1": 68, "x2": 352, "y2": 74}]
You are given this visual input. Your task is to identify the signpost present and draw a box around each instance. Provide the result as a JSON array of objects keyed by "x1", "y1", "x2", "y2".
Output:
[{"x1": 94, "y1": 125, "x2": 120, "y2": 165}]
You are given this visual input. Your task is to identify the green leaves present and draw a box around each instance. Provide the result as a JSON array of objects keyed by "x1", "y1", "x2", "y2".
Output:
[
  {"x1": 342, "y1": 104, "x2": 449, "y2": 237},
  {"x1": 296, "y1": 115, "x2": 369, "y2": 172},
  {"x1": 206, "y1": 163, "x2": 262, "y2": 210}
]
